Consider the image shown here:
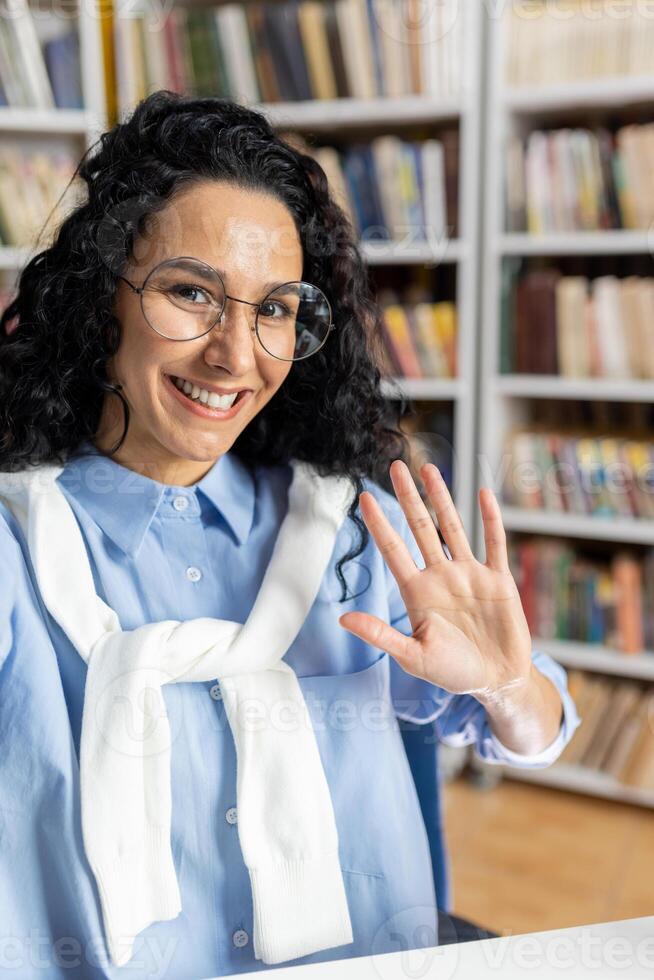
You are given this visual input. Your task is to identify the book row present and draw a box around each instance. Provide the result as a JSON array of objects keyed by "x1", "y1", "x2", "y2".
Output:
[
  {"x1": 294, "y1": 131, "x2": 459, "y2": 242},
  {"x1": 558, "y1": 669, "x2": 654, "y2": 792},
  {"x1": 502, "y1": 429, "x2": 654, "y2": 521},
  {"x1": 111, "y1": 0, "x2": 461, "y2": 118},
  {"x1": 504, "y1": 0, "x2": 654, "y2": 86},
  {"x1": 510, "y1": 536, "x2": 653, "y2": 655},
  {"x1": 505, "y1": 123, "x2": 654, "y2": 234},
  {"x1": 501, "y1": 270, "x2": 654, "y2": 378},
  {"x1": 0, "y1": 146, "x2": 81, "y2": 248},
  {"x1": 377, "y1": 291, "x2": 457, "y2": 379},
  {"x1": 0, "y1": 131, "x2": 459, "y2": 249},
  {"x1": 0, "y1": 0, "x2": 82, "y2": 110}
]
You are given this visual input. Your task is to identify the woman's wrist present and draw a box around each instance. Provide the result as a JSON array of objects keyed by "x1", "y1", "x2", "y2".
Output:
[{"x1": 474, "y1": 662, "x2": 565, "y2": 756}]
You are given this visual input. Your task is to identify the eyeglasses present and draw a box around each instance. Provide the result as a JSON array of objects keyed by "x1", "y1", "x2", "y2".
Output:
[{"x1": 117, "y1": 255, "x2": 335, "y2": 362}]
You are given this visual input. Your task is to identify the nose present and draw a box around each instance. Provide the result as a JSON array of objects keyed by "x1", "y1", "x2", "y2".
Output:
[{"x1": 201, "y1": 295, "x2": 259, "y2": 374}]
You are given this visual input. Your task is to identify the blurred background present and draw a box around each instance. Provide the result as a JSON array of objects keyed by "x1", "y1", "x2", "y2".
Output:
[{"x1": 2, "y1": 0, "x2": 654, "y2": 940}]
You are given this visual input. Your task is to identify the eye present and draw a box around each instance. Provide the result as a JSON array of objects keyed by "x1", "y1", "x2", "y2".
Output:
[
  {"x1": 259, "y1": 299, "x2": 294, "y2": 319},
  {"x1": 170, "y1": 283, "x2": 213, "y2": 305}
]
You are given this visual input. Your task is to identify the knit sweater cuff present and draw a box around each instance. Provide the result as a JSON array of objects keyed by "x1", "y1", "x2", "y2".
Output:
[
  {"x1": 248, "y1": 850, "x2": 354, "y2": 964},
  {"x1": 91, "y1": 824, "x2": 182, "y2": 967}
]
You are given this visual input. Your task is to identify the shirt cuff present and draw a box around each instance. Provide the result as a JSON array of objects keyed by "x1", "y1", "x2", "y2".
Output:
[
  {"x1": 476, "y1": 658, "x2": 583, "y2": 768},
  {"x1": 486, "y1": 711, "x2": 568, "y2": 766}
]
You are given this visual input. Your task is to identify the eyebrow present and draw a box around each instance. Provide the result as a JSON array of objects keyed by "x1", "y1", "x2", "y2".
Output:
[{"x1": 171, "y1": 257, "x2": 294, "y2": 295}]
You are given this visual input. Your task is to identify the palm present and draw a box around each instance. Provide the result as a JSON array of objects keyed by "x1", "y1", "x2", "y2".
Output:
[{"x1": 339, "y1": 460, "x2": 533, "y2": 699}]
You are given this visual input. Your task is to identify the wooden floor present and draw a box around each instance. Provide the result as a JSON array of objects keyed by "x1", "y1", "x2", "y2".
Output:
[{"x1": 442, "y1": 775, "x2": 654, "y2": 938}]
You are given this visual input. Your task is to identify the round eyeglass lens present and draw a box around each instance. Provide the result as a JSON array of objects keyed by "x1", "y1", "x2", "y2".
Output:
[
  {"x1": 256, "y1": 281, "x2": 332, "y2": 361},
  {"x1": 140, "y1": 257, "x2": 226, "y2": 340}
]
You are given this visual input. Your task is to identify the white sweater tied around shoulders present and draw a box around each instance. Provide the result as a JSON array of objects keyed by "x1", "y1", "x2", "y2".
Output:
[{"x1": 0, "y1": 457, "x2": 357, "y2": 968}]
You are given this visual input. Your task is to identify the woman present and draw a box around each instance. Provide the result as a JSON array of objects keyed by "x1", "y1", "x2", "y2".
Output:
[{"x1": 0, "y1": 91, "x2": 580, "y2": 980}]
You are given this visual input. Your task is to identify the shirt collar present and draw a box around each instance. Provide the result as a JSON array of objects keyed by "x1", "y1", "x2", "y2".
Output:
[{"x1": 57, "y1": 440, "x2": 256, "y2": 557}]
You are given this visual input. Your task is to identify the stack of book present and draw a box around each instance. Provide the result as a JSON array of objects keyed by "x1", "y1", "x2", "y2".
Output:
[
  {"x1": 502, "y1": 428, "x2": 654, "y2": 520},
  {"x1": 501, "y1": 269, "x2": 654, "y2": 377},
  {"x1": 557, "y1": 670, "x2": 654, "y2": 792},
  {"x1": 378, "y1": 287, "x2": 457, "y2": 379},
  {"x1": 504, "y1": 0, "x2": 654, "y2": 86},
  {"x1": 0, "y1": 0, "x2": 82, "y2": 108},
  {"x1": 509, "y1": 536, "x2": 654, "y2": 654},
  {"x1": 505, "y1": 124, "x2": 654, "y2": 233},
  {"x1": 0, "y1": 147, "x2": 81, "y2": 247},
  {"x1": 291, "y1": 130, "x2": 458, "y2": 241},
  {"x1": 110, "y1": 0, "x2": 461, "y2": 117}
]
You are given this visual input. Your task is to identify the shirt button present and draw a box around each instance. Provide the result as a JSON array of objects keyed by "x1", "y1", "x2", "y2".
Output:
[
  {"x1": 225, "y1": 806, "x2": 238, "y2": 825},
  {"x1": 232, "y1": 929, "x2": 249, "y2": 948},
  {"x1": 209, "y1": 683, "x2": 222, "y2": 701},
  {"x1": 186, "y1": 566, "x2": 202, "y2": 582},
  {"x1": 173, "y1": 495, "x2": 189, "y2": 511}
]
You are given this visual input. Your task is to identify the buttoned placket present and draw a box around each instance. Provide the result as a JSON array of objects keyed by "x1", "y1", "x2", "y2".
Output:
[
  {"x1": 161, "y1": 490, "x2": 207, "y2": 596},
  {"x1": 158, "y1": 486, "x2": 253, "y2": 957}
]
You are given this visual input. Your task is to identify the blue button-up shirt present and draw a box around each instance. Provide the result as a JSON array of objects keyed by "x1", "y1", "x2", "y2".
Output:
[{"x1": 0, "y1": 442, "x2": 581, "y2": 979}]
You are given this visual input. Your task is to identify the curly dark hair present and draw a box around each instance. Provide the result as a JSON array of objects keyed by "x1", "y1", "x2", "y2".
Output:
[{"x1": 0, "y1": 89, "x2": 414, "y2": 601}]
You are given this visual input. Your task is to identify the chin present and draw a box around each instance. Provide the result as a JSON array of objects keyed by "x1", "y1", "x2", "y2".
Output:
[{"x1": 149, "y1": 428, "x2": 223, "y2": 460}]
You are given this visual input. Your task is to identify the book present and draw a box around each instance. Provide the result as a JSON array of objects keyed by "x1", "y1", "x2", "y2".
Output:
[
  {"x1": 507, "y1": 124, "x2": 654, "y2": 234},
  {"x1": 505, "y1": 271, "x2": 654, "y2": 379},
  {"x1": 509, "y1": 535, "x2": 654, "y2": 653},
  {"x1": 504, "y1": 1, "x2": 654, "y2": 85}
]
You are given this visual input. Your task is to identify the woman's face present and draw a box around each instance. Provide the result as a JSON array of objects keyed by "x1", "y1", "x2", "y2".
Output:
[{"x1": 97, "y1": 179, "x2": 303, "y2": 483}]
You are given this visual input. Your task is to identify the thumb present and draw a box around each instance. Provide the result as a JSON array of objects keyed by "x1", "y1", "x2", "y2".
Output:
[{"x1": 338, "y1": 611, "x2": 418, "y2": 668}]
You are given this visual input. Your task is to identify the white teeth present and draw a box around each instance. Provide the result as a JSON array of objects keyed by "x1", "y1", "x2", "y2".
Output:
[{"x1": 171, "y1": 375, "x2": 239, "y2": 410}]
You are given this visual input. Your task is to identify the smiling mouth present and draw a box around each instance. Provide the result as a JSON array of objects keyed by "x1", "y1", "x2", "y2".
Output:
[{"x1": 167, "y1": 374, "x2": 249, "y2": 409}]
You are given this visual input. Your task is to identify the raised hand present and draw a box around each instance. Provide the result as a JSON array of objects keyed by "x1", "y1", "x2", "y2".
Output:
[{"x1": 338, "y1": 459, "x2": 533, "y2": 700}]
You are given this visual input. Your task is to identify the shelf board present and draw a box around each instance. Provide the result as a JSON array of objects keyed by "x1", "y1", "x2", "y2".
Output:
[
  {"x1": 0, "y1": 108, "x2": 90, "y2": 134},
  {"x1": 533, "y1": 637, "x2": 654, "y2": 681},
  {"x1": 0, "y1": 247, "x2": 33, "y2": 271},
  {"x1": 502, "y1": 763, "x2": 654, "y2": 810},
  {"x1": 254, "y1": 95, "x2": 462, "y2": 130},
  {"x1": 502, "y1": 75, "x2": 654, "y2": 113},
  {"x1": 500, "y1": 506, "x2": 654, "y2": 545},
  {"x1": 494, "y1": 375, "x2": 654, "y2": 402},
  {"x1": 0, "y1": 242, "x2": 464, "y2": 271},
  {"x1": 380, "y1": 377, "x2": 462, "y2": 400},
  {"x1": 361, "y1": 239, "x2": 464, "y2": 265},
  {"x1": 497, "y1": 231, "x2": 654, "y2": 256}
]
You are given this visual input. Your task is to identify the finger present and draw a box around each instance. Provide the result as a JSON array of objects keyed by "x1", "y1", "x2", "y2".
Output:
[
  {"x1": 338, "y1": 611, "x2": 420, "y2": 668},
  {"x1": 480, "y1": 487, "x2": 510, "y2": 573},
  {"x1": 422, "y1": 463, "x2": 474, "y2": 561},
  {"x1": 358, "y1": 489, "x2": 419, "y2": 590},
  {"x1": 388, "y1": 459, "x2": 447, "y2": 566}
]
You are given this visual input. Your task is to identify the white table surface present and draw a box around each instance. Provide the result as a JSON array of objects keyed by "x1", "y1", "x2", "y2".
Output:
[{"x1": 208, "y1": 915, "x2": 654, "y2": 980}]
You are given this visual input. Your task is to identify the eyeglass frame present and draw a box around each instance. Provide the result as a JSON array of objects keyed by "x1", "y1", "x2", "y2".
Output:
[{"x1": 116, "y1": 254, "x2": 336, "y2": 362}]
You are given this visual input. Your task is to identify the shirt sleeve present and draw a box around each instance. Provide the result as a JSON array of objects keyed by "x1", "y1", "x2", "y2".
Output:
[
  {"x1": 376, "y1": 486, "x2": 582, "y2": 769},
  {"x1": 0, "y1": 504, "x2": 110, "y2": 979}
]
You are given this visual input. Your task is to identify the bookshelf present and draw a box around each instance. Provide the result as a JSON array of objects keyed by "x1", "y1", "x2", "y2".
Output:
[
  {"x1": 504, "y1": 762, "x2": 654, "y2": 810},
  {"x1": 254, "y1": 94, "x2": 462, "y2": 128},
  {"x1": 245, "y1": 4, "x2": 482, "y2": 534},
  {"x1": 476, "y1": 1, "x2": 654, "y2": 809},
  {"x1": 1, "y1": 0, "x2": 484, "y2": 536},
  {"x1": 0, "y1": 0, "x2": 107, "y2": 275},
  {"x1": 96, "y1": 0, "x2": 483, "y2": 536}
]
